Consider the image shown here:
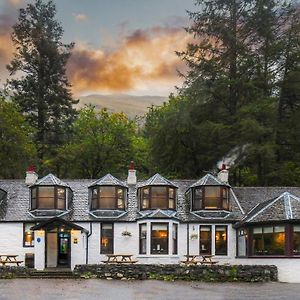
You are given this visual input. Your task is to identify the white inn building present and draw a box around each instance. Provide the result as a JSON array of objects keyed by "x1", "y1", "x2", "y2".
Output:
[{"x1": 1, "y1": 165, "x2": 300, "y2": 282}]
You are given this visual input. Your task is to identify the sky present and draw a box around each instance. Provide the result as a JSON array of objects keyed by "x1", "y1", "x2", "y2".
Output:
[{"x1": 0, "y1": 0, "x2": 196, "y2": 97}]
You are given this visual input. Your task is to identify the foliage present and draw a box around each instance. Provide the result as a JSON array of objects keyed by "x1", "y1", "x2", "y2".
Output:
[
  {"x1": 6, "y1": 0, "x2": 78, "y2": 164},
  {"x1": 0, "y1": 98, "x2": 36, "y2": 178},
  {"x1": 52, "y1": 106, "x2": 138, "y2": 178}
]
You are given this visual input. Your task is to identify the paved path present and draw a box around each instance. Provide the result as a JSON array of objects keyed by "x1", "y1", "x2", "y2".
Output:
[{"x1": 0, "y1": 279, "x2": 298, "y2": 300}]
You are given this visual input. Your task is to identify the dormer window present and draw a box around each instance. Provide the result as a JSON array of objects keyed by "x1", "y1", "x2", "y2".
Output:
[
  {"x1": 31, "y1": 186, "x2": 67, "y2": 210},
  {"x1": 90, "y1": 186, "x2": 126, "y2": 210},
  {"x1": 192, "y1": 186, "x2": 229, "y2": 210},
  {"x1": 140, "y1": 186, "x2": 176, "y2": 210}
]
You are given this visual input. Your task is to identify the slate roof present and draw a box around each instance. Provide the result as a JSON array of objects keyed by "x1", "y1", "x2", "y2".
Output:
[
  {"x1": 1, "y1": 173, "x2": 300, "y2": 224},
  {"x1": 33, "y1": 173, "x2": 70, "y2": 188},
  {"x1": 137, "y1": 173, "x2": 178, "y2": 188},
  {"x1": 188, "y1": 173, "x2": 230, "y2": 189},
  {"x1": 238, "y1": 192, "x2": 300, "y2": 225},
  {"x1": 89, "y1": 174, "x2": 127, "y2": 188}
]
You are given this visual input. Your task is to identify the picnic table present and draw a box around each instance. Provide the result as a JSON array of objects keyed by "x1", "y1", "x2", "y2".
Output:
[
  {"x1": 0, "y1": 254, "x2": 23, "y2": 266},
  {"x1": 181, "y1": 254, "x2": 199, "y2": 265},
  {"x1": 102, "y1": 254, "x2": 138, "y2": 264},
  {"x1": 200, "y1": 255, "x2": 218, "y2": 265}
]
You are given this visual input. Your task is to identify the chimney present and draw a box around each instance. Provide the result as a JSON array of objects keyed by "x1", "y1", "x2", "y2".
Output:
[
  {"x1": 217, "y1": 163, "x2": 229, "y2": 184},
  {"x1": 25, "y1": 166, "x2": 38, "y2": 186},
  {"x1": 127, "y1": 161, "x2": 137, "y2": 185}
]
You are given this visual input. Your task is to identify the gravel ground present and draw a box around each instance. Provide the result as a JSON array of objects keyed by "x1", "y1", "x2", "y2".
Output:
[{"x1": 0, "y1": 279, "x2": 297, "y2": 300}]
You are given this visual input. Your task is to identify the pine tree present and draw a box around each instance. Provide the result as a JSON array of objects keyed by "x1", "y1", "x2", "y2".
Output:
[{"x1": 7, "y1": 0, "x2": 78, "y2": 164}]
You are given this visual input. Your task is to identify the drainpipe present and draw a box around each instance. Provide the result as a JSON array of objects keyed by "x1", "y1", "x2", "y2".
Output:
[
  {"x1": 86, "y1": 222, "x2": 93, "y2": 264},
  {"x1": 187, "y1": 223, "x2": 190, "y2": 256}
]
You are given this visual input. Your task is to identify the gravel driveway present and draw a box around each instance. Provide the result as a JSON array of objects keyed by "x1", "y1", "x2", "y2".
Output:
[{"x1": 0, "y1": 279, "x2": 297, "y2": 300}]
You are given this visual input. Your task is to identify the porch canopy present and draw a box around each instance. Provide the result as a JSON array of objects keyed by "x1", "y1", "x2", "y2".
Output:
[{"x1": 31, "y1": 217, "x2": 88, "y2": 233}]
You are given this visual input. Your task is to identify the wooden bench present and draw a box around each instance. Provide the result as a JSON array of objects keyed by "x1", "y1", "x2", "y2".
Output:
[
  {"x1": 0, "y1": 255, "x2": 23, "y2": 266},
  {"x1": 181, "y1": 255, "x2": 200, "y2": 265},
  {"x1": 0, "y1": 260, "x2": 23, "y2": 266},
  {"x1": 200, "y1": 255, "x2": 218, "y2": 265},
  {"x1": 102, "y1": 254, "x2": 138, "y2": 264}
]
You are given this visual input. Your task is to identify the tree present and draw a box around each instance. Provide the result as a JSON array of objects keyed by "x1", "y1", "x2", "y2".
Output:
[
  {"x1": 0, "y1": 98, "x2": 36, "y2": 178},
  {"x1": 7, "y1": 0, "x2": 78, "y2": 164},
  {"x1": 53, "y1": 107, "x2": 139, "y2": 179}
]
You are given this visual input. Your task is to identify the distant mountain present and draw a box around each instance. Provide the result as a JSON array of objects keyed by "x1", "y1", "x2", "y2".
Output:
[{"x1": 78, "y1": 94, "x2": 167, "y2": 118}]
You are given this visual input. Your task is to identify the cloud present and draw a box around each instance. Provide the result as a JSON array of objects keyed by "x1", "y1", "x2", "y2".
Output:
[
  {"x1": 73, "y1": 13, "x2": 87, "y2": 22},
  {"x1": 68, "y1": 26, "x2": 190, "y2": 95}
]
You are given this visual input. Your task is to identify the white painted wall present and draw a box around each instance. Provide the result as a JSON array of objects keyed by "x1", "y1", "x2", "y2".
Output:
[
  {"x1": 0, "y1": 223, "x2": 35, "y2": 267},
  {"x1": 2, "y1": 222, "x2": 300, "y2": 282}
]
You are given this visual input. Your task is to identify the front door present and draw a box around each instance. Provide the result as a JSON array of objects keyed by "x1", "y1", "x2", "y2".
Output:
[{"x1": 57, "y1": 232, "x2": 70, "y2": 267}]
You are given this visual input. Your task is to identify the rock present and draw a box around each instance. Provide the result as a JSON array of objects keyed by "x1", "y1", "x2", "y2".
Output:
[{"x1": 117, "y1": 273, "x2": 123, "y2": 278}]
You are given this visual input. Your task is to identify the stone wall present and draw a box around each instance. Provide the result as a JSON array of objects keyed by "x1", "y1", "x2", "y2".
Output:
[
  {"x1": 74, "y1": 264, "x2": 278, "y2": 282},
  {"x1": 0, "y1": 266, "x2": 31, "y2": 279}
]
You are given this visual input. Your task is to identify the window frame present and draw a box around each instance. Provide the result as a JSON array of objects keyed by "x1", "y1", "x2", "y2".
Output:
[
  {"x1": 150, "y1": 222, "x2": 169, "y2": 255},
  {"x1": 192, "y1": 186, "x2": 230, "y2": 211},
  {"x1": 23, "y1": 223, "x2": 36, "y2": 247},
  {"x1": 30, "y1": 186, "x2": 67, "y2": 210},
  {"x1": 90, "y1": 185, "x2": 126, "y2": 210},
  {"x1": 139, "y1": 186, "x2": 177, "y2": 210},
  {"x1": 215, "y1": 225, "x2": 228, "y2": 256},
  {"x1": 199, "y1": 225, "x2": 212, "y2": 255},
  {"x1": 139, "y1": 223, "x2": 147, "y2": 255},
  {"x1": 100, "y1": 223, "x2": 114, "y2": 254}
]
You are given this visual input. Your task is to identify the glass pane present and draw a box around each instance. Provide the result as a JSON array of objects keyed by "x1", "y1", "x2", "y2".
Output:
[
  {"x1": 215, "y1": 226, "x2": 227, "y2": 255},
  {"x1": 193, "y1": 188, "x2": 202, "y2": 210},
  {"x1": 200, "y1": 226, "x2": 211, "y2": 255},
  {"x1": 263, "y1": 227, "x2": 273, "y2": 234},
  {"x1": 293, "y1": 231, "x2": 300, "y2": 255},
  {"x1": 139, "y1": 224, "x2": 147, "y2": 254},
  {"x1": 151, "y1": 187, "x2": 168, "y2": 209},
  {"x1": 24, "y1": 223, "x2": 35, "y2": 246},
  {"x1": 169, "y1": 198, "x2": 175, "y2": 209},
  {"x1": 141, "y1": 188, "x2": 149, "y2": 209},
  {"x1": 172, "y1": 224, "x2": 178, "y2": 255},
  {"x1": 222, "y1": 188, "x2": 229, "y2": 210},
  {"x1": 169, "y1": 188, "x2": 174, "y2": 198},
  {"x1": 294, "y1": 225, "x2": 300, "y2": 232},
  {"x1": 99, "y1": 187, "x2": 115, "y2": 209},
  {"x1": 274, "y1": 226, "x2": 284, "y2": 233},
  {"x1": 151, "y1": 223, "x2": 168, "y2": 254},
  {"x1": 101, "y1": 223, "x2": 113, "y2": 254},
  {"x1": 57, "y1": 188, "x2": 66, "y2": 209},
  {"x1": 264, "y1": 228, "x2": 285, "y2": 255},
  {"x1": 38, "y1": 187, "x2": 55, "y2": 209},
  {"x1": 117, "y1": 189, "x2": 125, "y2": 209},
  {"x1": 253, "y1": 227, "x2": 262, "y2": 234},
  {"x1": 204, "y1": 187, "x2": 220, "y2": 209}
]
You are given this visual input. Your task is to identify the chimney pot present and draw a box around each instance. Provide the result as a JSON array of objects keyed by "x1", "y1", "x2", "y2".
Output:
[
  {"x1": 25, "y1": 167, "x2": 38, "y2": 186},
  {"x1": 127, "y1": 161, "x2": 137, "y2": 185}
]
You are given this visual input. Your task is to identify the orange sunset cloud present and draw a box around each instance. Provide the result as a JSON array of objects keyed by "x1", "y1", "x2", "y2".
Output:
[{"x1": 67, "y1": 26, "x2": 190, "y2": 95}]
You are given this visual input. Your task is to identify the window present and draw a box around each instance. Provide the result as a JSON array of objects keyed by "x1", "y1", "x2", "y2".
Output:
[
  {"x1": 237, "y1": 229, "x2": 247, "y2": 257},
  {"x1": 139, "y1": 224, "x2": 147, "y2": 254},
  {"x1": 192, "y1": 186, "x2": 230, "y2": 210},
  {"x1": 140, "y1": 186, "x2": 176, "y2": 210},
  {"x1": 23, "y1": 223, "x2": 35, "y2": 247},
  {"x1": 252, "y1": 226, "x2": 285, "y2": 255},
  {"x1": 199, "y1": 226, "x2": 212, "y2": 255},
  {"x1": 172, "y1": 224, "x2": 178, "y2": 255},
  {"x1": 151, "y1": 223, "x2": 168, "y2": 254},
  {"x1": 31, "y1": 186, "x2": 67, "y2": 210},
  {"x1": 215, "y1": 226, "x2": 227, "y2": 255},
  {"x1": 90, "y1": 186, "x2": 126, "y2": 210},
  {"x1": 100, "y1": 223, "x2": 113, "y2": 254},
  {"x1": 293, "y1": 225, "x2": 300, "y2": 255}
]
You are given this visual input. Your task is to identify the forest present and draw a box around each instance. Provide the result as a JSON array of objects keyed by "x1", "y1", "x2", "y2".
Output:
[{"x1": 0, "y1": 0, "x2": 299, "y2": 186}]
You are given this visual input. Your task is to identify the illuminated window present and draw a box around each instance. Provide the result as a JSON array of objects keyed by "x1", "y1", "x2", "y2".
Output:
[
  {"x1": 23, "y1": 223, "x2": 35, "y2": 247},
  {"x1": 192, "y1": 186, "x2": 230, "y2": 210},
  {"x1": 90, "y1": 186, "x2": 126, "y2": 210},
  {"x1": 172, "y1": 224, "x2": 178, "y2": 255},
  {"x1": 100, "y1": 223, "x2": 113, "y2": 254},
  {"x1": 30, "y1": 186, "x2": 66, "y2": 210},
  {"x1": 151, "y1": 223, "x2": 168, "y2": 254},
  {"x1": 199, "y1": 225, "x2": 212, "y2": 255},
  {"x1": 215, "y1": 226, "x2": 228, "y2": 255},
  {"x1": 140, "y1": 186, "x2": 176, "y2": 210},
  {"x1": 293, "y1": 225, "x2": 300, "y2": 255},
  {"x1": 252, "y1": 226, "x2": 285, "y2": 255}
]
